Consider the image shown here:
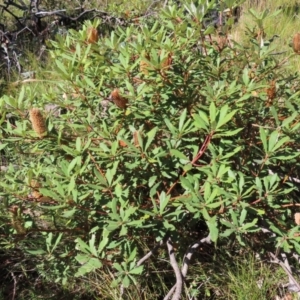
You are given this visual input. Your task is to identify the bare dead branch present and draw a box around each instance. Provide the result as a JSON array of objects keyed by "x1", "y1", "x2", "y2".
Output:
[
  {"x1": 0, "y1": 4, "x2": 25, "y2": 28},
  {"x1": 3, "y1": 0, "x2": 27, "y2": 10},
  {"x1": 269, "y1": 252, "x2": 300, "y2": 295},
  {"x1": 10, "y1": 271, "x2": 17, "y2": 300},
  {"x1": 181, "y1": 235, "x2": 211, "y2": 277},
  {"x1": 164, "y1": 235, "x2": 211, "y2": 300},
  {"x1": 136, "y1": 239, "x2": 164, "y2": 267},
  {"x1": 165, "y1": 238, "x2": 183, "y2": 300}
]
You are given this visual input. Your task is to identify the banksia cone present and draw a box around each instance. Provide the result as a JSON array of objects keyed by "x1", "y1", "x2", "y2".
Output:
[
  {"x1": 266, "y1": 80, "x2": 276, "y2": 106},
  {"x1": 30, "y1": 179, "x2": 40, "y2": 189},
  {"x1": 30, "y1": 179, "x2": 42, "y2": 199},
  {"x1": 295, "y1": 213, "x2": 300, "y2": 225},
  {"x1": 133, "y1": 131, "x2": 140, "y2": 147},
  {"x1": 87, "y1": 27, "x2": 99, "y2": 44},
  {"x1": 140, "y1": 60, "x2": 150, "y2": 75},
  {"x1": 29, "y1": 108, "x2": 47, "y2": 138},
  {"x1": 9, "y1": 206, "x2": 26, "y2": 234},
  {"x1": 140, "y1": 52, "x2": 151, "y2": 75},
  {"x1": 119, "y1": 140, "x2": 127, "y2": 147},
  {"x1": 217, "y1": 36, "x2": 228, "y2": 52},
  {"x1": 110, "y1": 89, "x2": 128, "y2": 109},
  {"x1": 293, "y1": 33, "x2": 300, "y2": 54},
  {"x1": 161, "y1": 52, "x2": 173, "y2": 72}
]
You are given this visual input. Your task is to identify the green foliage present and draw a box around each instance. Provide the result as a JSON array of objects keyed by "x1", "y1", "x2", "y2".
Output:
[{"x1": 1, "y1": 0, "x2": 300, "y2": 297}]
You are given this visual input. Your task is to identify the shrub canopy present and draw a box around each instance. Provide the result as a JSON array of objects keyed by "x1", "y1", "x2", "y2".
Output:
[{"x1": 1, "y1": 0, "x2": 300, "y2": 297}]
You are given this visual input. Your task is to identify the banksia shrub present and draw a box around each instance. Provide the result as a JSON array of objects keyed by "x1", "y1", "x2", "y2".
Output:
[
  {"x1": 3, "y1": 10, "x2": 300, "y2": 300},
  {"x1": 292, "y1": 33, "x2": 300, "y2": 54},
  {"x1": 87, "y1": 27, "x2": 99, "y2": 44},
  {"x1": 29, "y1": 108, "x2": 47, "y2": 138},
  {"x1": 110, "y1": 89, "x2": 128, "y2": 109}
]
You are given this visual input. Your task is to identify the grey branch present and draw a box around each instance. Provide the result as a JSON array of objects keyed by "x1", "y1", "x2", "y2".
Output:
[
  {"x1": 181, "y1": 235, "x2": 211, "y2": 277},
  {"x1": 164, "y1": 235, "x2": 211, "y2": 300},
  {"x1": 136, "y1": 239, "x2": 164, "y2": 267},
  {"x1": 269, "y1": 252, "x2": 300, "y2": 295},
  {"x1": 165, "y1": 238, "x2": 183, "y2": 300}
]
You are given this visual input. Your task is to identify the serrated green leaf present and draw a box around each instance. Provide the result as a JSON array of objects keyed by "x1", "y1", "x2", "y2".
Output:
[
  {"x1": 89, "y1": 234, "x2": 98, "y2": 257},
  {"x1": 170, "y1": 149, "x2": 188, "y2": 160},
  {"x1": 26, "y1": 249, "x2": 47, "y2": 255},
  {"x1": 207, "y1": 216, "x2": 218, "y2": 242},
  {"x1": 145, "y1": 127, "x2": 158, "y2": 152},
  {"x1": 129, "y1": 265, "x2": 144, "y2": 275},
  {"x1": 209, "y1": 102, "x2": 216, "y2": 123},
  {"x1": 259, "y1": 127, "x2": 268, "y2": 153},
  {"x1": 216, "y1": 108, "x2": 237, "y2": 130}
]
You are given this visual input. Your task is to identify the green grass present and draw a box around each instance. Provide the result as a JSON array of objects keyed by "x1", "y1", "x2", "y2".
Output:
[{"x1": 232, "y1": 0, "x2": 300, "y2": 72}]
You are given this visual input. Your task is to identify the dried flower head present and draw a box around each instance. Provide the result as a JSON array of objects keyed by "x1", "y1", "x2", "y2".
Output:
[
  {"x1": 133, "y1": 131, "x2": 140, "y2": 147},
  {"x1": 87, "y1": 27, "x2": 99, "y2": 44},
  {"x1": 9, "y1": 206, "x2": 26, "y2": 234},
  {"x1": 9, "y1": 205, "x2": 19, "y2": 215},
  {"x1": 30, "y1": 179, "x2": 42, "y2": 199},
  {"x1": 295, "y1": 213, "x2": 300, "y2": 225},
  {"x1": 293, "y1": 33, "x2": 300, "y2": 54},
  {"x1": 161, "y1": 52, "x2": 173, "y2": 72},
  {"x1": 266, "y1": 80, "x2": 276, "y2": 106},
  {"x1": 29, "y1": 108, "x2": 47, "y2": 138},
  {"x1": 140, "y1": 60, "x2": 150, "y2": 75},
  {"x1": 30, "y1": 179, "x2": 41, "y2": 189},
  {"x1": 158, "y1": 50, "x2": 172, "y2": 78},
  {"x1": 140, "y1": 52, "x2": 151, "y2": 75},
  {"x1": 119, "y1": 140, "x2": 127, "y2": 147},
  {"x1": 32, "y1": 190, "x2": 42, "y2": 199},
  {"x1": 110, "y1": 89, "x2": 128, "y2": 109}
]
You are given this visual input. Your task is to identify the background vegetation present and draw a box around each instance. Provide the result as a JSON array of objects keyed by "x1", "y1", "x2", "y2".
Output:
[{"x1": 1, "y1": 0, "x2": 300, "y2": 299}]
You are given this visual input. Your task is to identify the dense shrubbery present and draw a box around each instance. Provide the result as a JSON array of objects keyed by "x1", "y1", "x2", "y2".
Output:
[{"x1": 1, "y1": 0, "x2": 300, "y2": 298}]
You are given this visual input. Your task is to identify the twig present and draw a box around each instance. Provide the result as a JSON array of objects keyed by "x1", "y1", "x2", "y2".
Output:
[
  {"x1": 167, "y1": 134, "x2": 211, "y2": 196},
  {"x1": 164, "y1": 238, "x2": 183, "y2": 300},
  {"x1": 10, "y1": 272, "x2": 17, "y2": 300},
  {"x1": 118, "y1": 239, "x2": 165, "y2": 298},
  {"x1": 181, "y1": 235, "x2": 211, "y2": 277},
  {"x1": 269, "y1": 252, "x2": 300, "y2": 294},
  {"x1": 136, "y1": 239, "x2": 164, "y2": 267}
]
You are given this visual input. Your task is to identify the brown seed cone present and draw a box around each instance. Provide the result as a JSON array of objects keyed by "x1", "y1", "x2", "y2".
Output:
[
  {"x1": 30, "y1": 179, "x2": 42, "y2": 199},
  {"x1": 9, "y1": 205, "x2": 19, "y2": 215},
  {"x1": 29, "y1": 108, "x2": 47, "y2": 138},
  {"x1": 295, "y1": 212, "x2": 300, "y2": 225},
  {"x1": 110, "y1": 89, "x2": 128, "y2": 109},
  {"x1": 293, "y1": 33, "x2": 300, "y2": 54},
  {"x1": 140, "y1": 52, "x2": 151, "y2": 75},
  {"x1": 32, "y1": 191, "x2": 42, "y2": 199},
  {"x1": 133, "y1": 131, "x2": 139, "y2": 147},
  {"x1": 161, "y1": 52, "x2": 173, "y2": 72},
  {"x1": 11, "y1": 217, "x2": 26, "y2": 234},
  {"x1": 140, "y1": 60, "x2": 150, "y2": 75},
  {"x1": 87, "y1": 27, "x2": 99, "y2": 44},
  {"x1": 9, "y1": 206, "x2": 26, "y2": 234},
  {"x1": 119, "y1": 140, "x2": 127, "y2": 147},
  {"x1": 217, "y1": 36, "x2": 228, "y2": 52},
  {"x1": 266, "y1": 80, "x2": 276, "y2": 107},
  {"x1": 30, "y1": 179, "x2": 41, "y2": 189}
]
